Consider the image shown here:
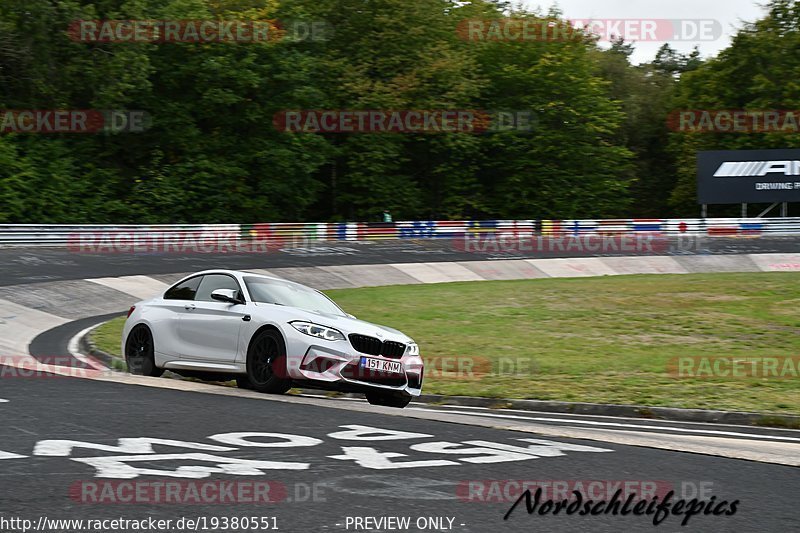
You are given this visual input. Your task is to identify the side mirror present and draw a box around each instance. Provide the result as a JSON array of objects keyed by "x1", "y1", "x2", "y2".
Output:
[
  {"x1": 346, "y1": 313, "x2": 357, "y2": 320},
  {"x1": 211, "y1": 288, "x2": 243, "y2": 305}
]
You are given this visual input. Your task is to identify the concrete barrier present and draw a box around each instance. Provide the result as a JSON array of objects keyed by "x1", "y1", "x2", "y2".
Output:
[
  {"x1": 148, "y1": 272, "x2": 194, "y2": 285},
  {"x1": 320, "y1": 264, "x2": 420, "y2": 287},
  {"x1": 268, "y1": 266, "x2": 356, "y2": 289},
  {"x1": 526, "y1": 257, "x2": 618, "y2": 277},
  {"x1": 600, "y1": 256, "x2": 688, "y2": 275},
  {"x1": 243, "y1": 268, "x2": 285, "y2": 279},
  {"x1": 458, "y1": 260, "x2": 548, "y2": 280},
  {"x1": 390, "y1": 262, "x2": 484, "y2": 283},
  {"x1": 748, "y1": 253, "x2": 800, "y2": 272},
  {"x1": 675, "y1": 255, "x2": 760, "y2": 273},
  {"x1": 86, "y1": 275, "x2": 169, "y2": 300}
]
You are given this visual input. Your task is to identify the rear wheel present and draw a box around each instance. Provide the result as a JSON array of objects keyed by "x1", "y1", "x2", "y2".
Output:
[
  {"x1": 125, "y1": 325, "x2": 163, "y2": 377},
  {"x1": 365, "y1": 391, "x2": 411, "y2": 409},
  {"x1": 245, "y1": 329, "x2": 292, "y2": 394}
]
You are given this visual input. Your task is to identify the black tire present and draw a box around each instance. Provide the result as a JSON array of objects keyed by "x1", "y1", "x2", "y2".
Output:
[
  {"x1": 236, "y1": 375, "x2": 253, "y2": 389},
  {"x1": 365, "y1": 391, "x2": 411, "y2": 409},
  {"x1": 125, "y1": 325, "x2": 164, "y2": 377},
  {"x1": 245, "y1": 329, "x2": 292, "y2": 394}
]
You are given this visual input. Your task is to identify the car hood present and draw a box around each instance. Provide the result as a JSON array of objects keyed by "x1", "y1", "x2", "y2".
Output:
[{"x1": 251, "y1": 302, "x2": 414, "y2": 343}]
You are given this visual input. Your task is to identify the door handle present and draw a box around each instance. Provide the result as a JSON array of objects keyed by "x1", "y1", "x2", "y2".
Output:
[
  {"x1": 184, "y1": 304, "x2": 196, "y2": 310},
  {"x1": 242, "y1": 315, "x2": 251, "y2": 322}
]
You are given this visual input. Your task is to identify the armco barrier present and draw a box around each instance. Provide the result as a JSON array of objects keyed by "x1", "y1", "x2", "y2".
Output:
[{"x1": 1, "y1": 218, "x2": 800, "y2": 247}]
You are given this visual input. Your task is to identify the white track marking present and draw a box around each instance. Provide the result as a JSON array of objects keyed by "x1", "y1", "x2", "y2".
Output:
[
  {"x1": 0, "y1": 298, "x2": 69, "y2": 355},
  {"x1": 68, "y1": 325, "x2": 107, "y2": 371},
  {"x1": 0, "y1": 450, "x2": 26, "y2": 460},
  {"x1": 85, "y1": 275, "x2": 167, "y2": 300},
  {"x1": 243, "y1": 269, "x2": 285, "y2": 279},
  {"x1": 416, "y1": 409, "x2": 800, "y2": 443},
  {"x1": 429, "y1": 404, "x2": 800, "y2": 433}
]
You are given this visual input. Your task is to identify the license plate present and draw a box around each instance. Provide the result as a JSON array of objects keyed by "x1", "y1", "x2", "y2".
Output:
[{"x1": 360, "y1": 357, "x2": 403, "y2": 375}]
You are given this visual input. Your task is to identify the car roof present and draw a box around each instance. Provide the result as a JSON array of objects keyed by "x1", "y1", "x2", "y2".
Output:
[{"x1": 182, "y1": 269, "x2": 308, "y2": 288}]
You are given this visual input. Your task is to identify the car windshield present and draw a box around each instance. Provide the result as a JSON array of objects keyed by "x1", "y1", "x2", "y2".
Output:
[{"x1": 244, "y1": 276, "x2": 346, "y2": 317}]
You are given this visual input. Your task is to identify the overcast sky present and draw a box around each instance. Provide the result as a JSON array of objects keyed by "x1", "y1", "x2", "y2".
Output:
[{"x1": 524, "y1": 0, "x2": 769, "y2": 64}]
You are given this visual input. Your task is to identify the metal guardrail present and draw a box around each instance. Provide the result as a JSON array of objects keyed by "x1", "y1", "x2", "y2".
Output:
[{"x1": 1, "y1": 218, "x2": 800, "y2": 247}]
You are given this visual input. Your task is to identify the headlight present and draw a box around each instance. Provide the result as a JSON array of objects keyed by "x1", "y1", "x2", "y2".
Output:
[
  {"x1": 407, "y1": 342, "x2": 420, "y2": 356},
  {"x1": 290, "y1": 321, "x2": 345, "y2": 341}
]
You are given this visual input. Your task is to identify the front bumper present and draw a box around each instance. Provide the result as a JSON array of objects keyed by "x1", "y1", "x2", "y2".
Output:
[{"x1": 284, "y1": 330, "x2": 423, "y2": 396}]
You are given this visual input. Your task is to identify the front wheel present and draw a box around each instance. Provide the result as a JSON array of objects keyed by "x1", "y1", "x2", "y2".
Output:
[
  {"x1": 365, "y1": 391, "x2": 411, "y2": 408},
  {"x1": 125, "y1": 325, "x2": 163, "y2": 377},
  {"x1": 245, "y1": 329, "x2": 292, "y2": 394}
]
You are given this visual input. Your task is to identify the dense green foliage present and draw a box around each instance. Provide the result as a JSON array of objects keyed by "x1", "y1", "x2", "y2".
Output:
[
  {"x1": 0, "y1": 0, "x2": 797, "y2": 223},
  {"x1": 667, "y1": 0, "x2": 800, "y2": 214}
]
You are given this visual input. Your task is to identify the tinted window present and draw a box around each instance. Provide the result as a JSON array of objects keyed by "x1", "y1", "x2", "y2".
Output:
[
  {"x1": 195, "y1": 274, "x2": 243, "y2": 302},
  {"x1": 164, "y1": 276, "x2": 202, "y2": 301},
  {"x1": 244, "y1": 276, "x2": 345, "y2": 316}
]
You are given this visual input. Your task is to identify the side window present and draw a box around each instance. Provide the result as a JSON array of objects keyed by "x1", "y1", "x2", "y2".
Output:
[
  {"x1": 164, "y1": 276, "x2": 202, "y2": 301},
  {"x1": 194, "y1": 274, "x2": 243, "y2": 302}
]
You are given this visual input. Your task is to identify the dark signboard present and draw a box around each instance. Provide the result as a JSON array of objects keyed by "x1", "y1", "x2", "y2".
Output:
[{"x1": 697, "y1": 149, "x2": 800, "y2": 204}]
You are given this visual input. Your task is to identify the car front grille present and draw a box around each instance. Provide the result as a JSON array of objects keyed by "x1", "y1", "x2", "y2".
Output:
[
  {"x1": 349, "y1": 334, "x2": 406, "y2": 359},
  {"x1": 348, "y1": 334, "x2": 383, "y2": 355},
  {"x1": 381, "y1": 341, "x2": 406, "y2": 359}
]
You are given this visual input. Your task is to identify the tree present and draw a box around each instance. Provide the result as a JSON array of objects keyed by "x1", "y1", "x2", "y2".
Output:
[{"x1": 668, "y1": 0, "x2": 800, "y2": 214}]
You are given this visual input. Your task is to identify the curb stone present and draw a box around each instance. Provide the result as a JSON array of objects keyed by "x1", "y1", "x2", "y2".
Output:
[
  {"x1": 81, "y1": 328, "x2": 800, "y2": 429},
  {"x1": 411, "y1": 394, "x2": 800, "y2": 429},
  {"x1": 294, "y1": 391, "x2": 800, "y2": 429},
  {"x1": 79, "y1": 325, "x2": 125, "y2": 371}
]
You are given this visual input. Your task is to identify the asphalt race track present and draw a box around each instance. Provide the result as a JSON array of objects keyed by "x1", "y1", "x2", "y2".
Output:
[
  {"x1": 3, "y1": 235, "x2": 800, "y2": 286},
  {"x1": 1, "y1": 243, "x2": 799, "y2": 532},
  {"x1": 0, "y1": 369, "x2": 797, "y2": 533}
]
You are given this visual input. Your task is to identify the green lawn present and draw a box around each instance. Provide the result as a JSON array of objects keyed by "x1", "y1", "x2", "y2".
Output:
[
  {"x1": 92, "y1": 316, "x2": 126, "y2": 356},
  {"x1": 94, "y1": 273, "x2": 800, "y2": 414}
]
